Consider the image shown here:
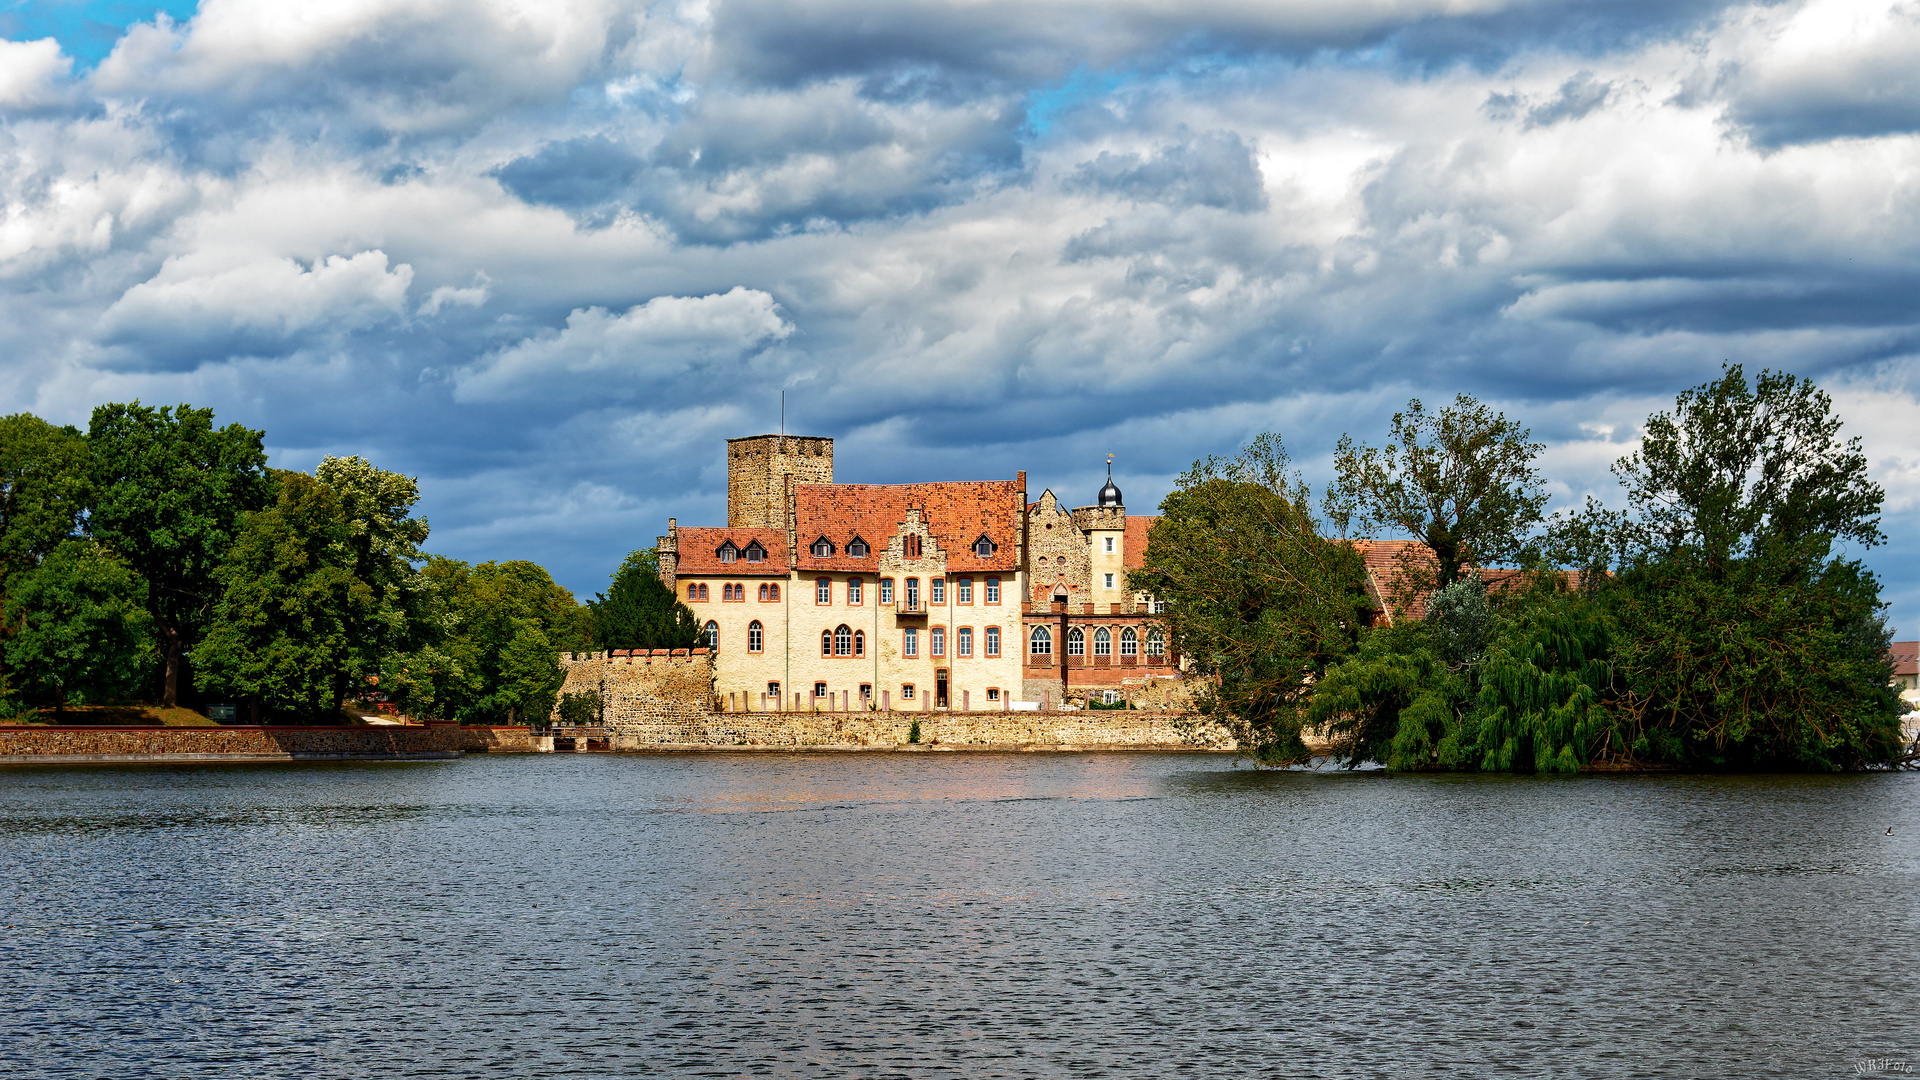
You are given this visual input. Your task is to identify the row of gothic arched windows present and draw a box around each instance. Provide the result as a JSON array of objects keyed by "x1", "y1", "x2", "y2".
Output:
[{"x1": 1028, "y1": 625, "x2": 1162, "y2": 657}]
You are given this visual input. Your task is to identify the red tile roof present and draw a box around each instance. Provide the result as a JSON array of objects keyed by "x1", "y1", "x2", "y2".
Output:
[
  {"x1": 1351, "y1": 540, "x2": 1585, "y2": 623},
  {"x1": 794, "y1": 480, "x2": 1020, "y2": 573},
  {"x1": 675, "y1": 527, "x2": 791, "y2": 576},
  {"x1": 1891, "y1": 642, "x2": 1919, "y2": 677},
  {"x1": 1124, "y1": 516, "x2": 1158, "y2": 570}
]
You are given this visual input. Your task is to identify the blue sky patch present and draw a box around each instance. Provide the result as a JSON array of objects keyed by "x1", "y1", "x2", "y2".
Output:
[{"x1": 0, "y1": 0, "x2": 199, "y2": 65}]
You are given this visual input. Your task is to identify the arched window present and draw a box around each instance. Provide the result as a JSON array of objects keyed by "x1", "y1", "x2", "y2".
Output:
[
  {"x1": 904, "y1": 577, "x2": 920, "y2": 609},
  {"x1": 930, "y1": 626, "x2": 946, "y2": 657},
  {"x1": 848, "y1": 537, "x2": 870, "y2": 557},
  {"x1": 748, "y1": 620, "x2": 763, "y2": 653},
  {"x1": 687, "y1": 583, "x2": 701, "y2": 601},
  {"x1": 718, "y1": 544, "x2": 737, "y2": 563},
  {"x1": 973, "y1": 535, "x2": 995, "y2": 557},
  {"x1": 758, "y1": 583, "x2": 768, "y2": 601},
  {"x1": 834, "y1": 624, "x2": 853, "y2": 656},
  {"x1": 766, "y1": 583, "x2": 779, "y2": 602},
  {"x1": 811, "y1": 537, "x2": 835, "y2": 558},
  {"x1": 704, "y1": 621, "x2": 719, "y2": 649},
  {"x1": 854, "y1": 630, "x2": 865, "y2": 657},
  {"x1": 1030, "y1": 626, "x2": 1052, "y2": 655},
  {"x1": 1146, "y1": 627, "x2": 1165, "y2": 656},
  {"x1": 1120, "y1": 627, "x2": 1138, "y2": 657},
  {"x1": 1067, "y1": 627, "x2": 1085, "y2": 656},
  {"x1": 821, "y1": 630, "x2": 833, "y2": 657},
  {"x1": 956, "y1": 627, "x2": 973, "y2": 657},
  {"x1": 744, "y1": 542, "x2": 765, "y2": 563},
  {"x1": 904, "y1": 535, "x2": 923, "y2": 558},
  {"x1": 1093, "y1": 627, "x2": 1111, "y2": 657},
  {"x1": 985, "y1": 626, "x2": 1001, "y2": 656}
]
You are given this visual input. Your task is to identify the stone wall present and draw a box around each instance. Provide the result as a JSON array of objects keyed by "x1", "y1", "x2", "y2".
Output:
[
  {"x1": 555, "y1": 649, "x2": 716, "y2": 727},
  {"x1": 608, "y1": 708, "x2": 1234, "y2": 751},
  {"x1": 727, "y1": 434, "x2": 834, "y2": 530},
  {"x1": 0, "y1": 724, "x2": 534, "y2": 762}
]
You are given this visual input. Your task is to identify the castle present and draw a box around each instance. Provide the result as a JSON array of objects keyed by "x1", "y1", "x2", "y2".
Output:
[{"x1": 656, "y1": 434, "x2": 1178, "y2": 711}]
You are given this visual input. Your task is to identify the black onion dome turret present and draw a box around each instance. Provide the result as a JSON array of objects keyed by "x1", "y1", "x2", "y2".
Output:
[{"x1": 1098, "y1": 463, "x2": 1122, "y2": 508}]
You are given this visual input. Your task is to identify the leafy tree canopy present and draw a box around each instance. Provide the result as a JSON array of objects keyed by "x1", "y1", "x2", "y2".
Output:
[
  {"x1": 85, "y1": 402, "x2": 270, "y2": 706},
  {"x1": 591, "y1": 548, "x2": 702, "y2": 652},
  {"x1": 0, "y1": 413, "x2": 92, "y2": 588},
  {"x1": 2, "y1": 540, "x2": 152, "y2": 714},
  {"x1": 195, "y1": 471, "x2": 374, "y2": 723},
  {"x1": 1131, "y1": 433, "x2": 1372, "y2": 764},
  {"x1": 1329, "y1": 394, "x2": 1547, "y2": 592}
]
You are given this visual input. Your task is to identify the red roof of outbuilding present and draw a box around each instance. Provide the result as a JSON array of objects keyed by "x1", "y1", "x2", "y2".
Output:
[
  {"x1": 794, "y1": 480, "x2": 1020, "y2": 573},
  {"x1": 675, "y1": 527, "x2": 791, "y2": 576},
  {"x1": 1890, "y1": 642, "x2": 1919, "y2": 677},
  {"x1": 1124, "y1": 516, "x2": 1158, "y2": 570}
]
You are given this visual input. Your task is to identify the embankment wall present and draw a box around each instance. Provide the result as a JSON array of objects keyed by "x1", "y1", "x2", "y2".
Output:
[
  {"x1": 0, "y1": 724, "x2": 533, "y2": 762},
  {"x1": 607, "y1": 708, "x2": 1233, "y2": 751}
]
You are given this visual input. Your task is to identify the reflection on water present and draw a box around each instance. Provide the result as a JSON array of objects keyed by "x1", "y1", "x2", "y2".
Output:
[{"x1": 2, "y1": 754, "x2": 1917, "y2": 1078}]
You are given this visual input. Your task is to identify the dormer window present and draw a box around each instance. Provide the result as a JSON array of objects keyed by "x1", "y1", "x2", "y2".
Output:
[
  {"x1": 718, "y1": 544, "x2": 738, "y2": 563},
  {"x1": 847, "y1": 537, "x2": 870, "y2": 558},
  {"x1": 744, "y1": 542, "x2": 765, "y2": 563},
  {"x1": 811, "y1": 537, "x2": 835, "y2": 558},
  {"x1": 973, "y1": 535, "x2": 995, "y2": 557}
]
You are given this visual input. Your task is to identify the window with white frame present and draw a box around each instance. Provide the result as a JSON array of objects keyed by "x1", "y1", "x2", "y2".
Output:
[
  {"x1": 814, "y1": 682, "x2": 827, "y2": 698},
  {"x1": 930, "y1": 626, "x2": 945, "y2": 657},
  {"x1": 880, "y1": 578, "x2": 894, "y2": 604},
  {"x1": 848, "y1": 577, "x2": 863, "y2": 605},
  {"x1": 956, "y1": 626, "x2": 973, "y2": 657},
  {"x1": 902, "y1": 684, "x2": 916, "y2": 700},
  {"x1": 984, "y1": 577, "x2": 1000, "y2": 604},
  {"x1": 848, "y1": 537, "x2": 870, "y2": 557},
  {"x1": 1093, "y1": 627, "x2": 1111, "y2": 657},
  {"x1": 956, "y1": 577, "x2": 973, "y2": 603},
  {"x1": 1029, "y1": 626, "x2": 1052, "y2": 655},
  {"x1": 1104, "y1": 536, "x2": 1114, "y2": 553},
  {"x1": 986, "y1": 687, "x2": 1000, "y2": 701},
  {"x1": 930, "y1": 578, "x2": 945, "y2": 604},
  {"x1": 1120, "y1": 627, "x2": 1137, "y2": 657},
  {"x1": 985, "y1": 626, "x2": 1001, "y2": 656},
  {"x1": 718, "y1": 544, "x2": 737, "y2": 562},
  {"x1": 704, "y1": 621, "x2": 719, "y2": 649},
  {"x1": 834, "y1": 624, "x2": 853, "y2": 656},
  {"x1": 811, "y1": 537, "x2": 835, "y2": 558},
  {"x1": 973, "y1": 535, "x2": 995, "y2": 557},
  {"x1": 748, "y1": 620, "x2": 763, "y2": 652},
  {"x1": 1146, "y1": 627, "x2": 1165, "y2": 656},
  {"x1": 744, "y1": 542, "x2": 765, "y2": 563},
  {"x1": 816, "y1": 577, "x2": 832, "y2": 604},
  {"x1": 903, "y1": 627, "x2": 919, "y2": 657},
  {"x1": 904, "y1": 577, "x2": 920, "y2": 609},
  {"x1": 1067, "y1": 627, "x2": 1085, "y2": 656},
  {"x1": 1104, "y1": 573, "x2": 1115, "y2": 589}
]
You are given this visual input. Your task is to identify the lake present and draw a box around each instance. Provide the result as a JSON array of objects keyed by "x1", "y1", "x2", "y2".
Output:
[{"x1": 2, "y1": 753, "x2": 1916, "y2": 1078}]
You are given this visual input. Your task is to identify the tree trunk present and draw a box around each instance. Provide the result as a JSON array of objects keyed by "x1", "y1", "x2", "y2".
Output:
[{"x1": 161, "y1": 625, "x2": 184, "y2": 708}]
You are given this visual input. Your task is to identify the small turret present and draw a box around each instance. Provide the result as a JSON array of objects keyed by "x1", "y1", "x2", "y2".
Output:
[{"x1": 1097, "y1": 456, "x2": 1122, "y2": 509}]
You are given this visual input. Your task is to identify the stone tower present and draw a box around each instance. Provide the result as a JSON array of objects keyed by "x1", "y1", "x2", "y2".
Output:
[{"x1": 726, "y1": 435, "x2": 834, "y2": 530}]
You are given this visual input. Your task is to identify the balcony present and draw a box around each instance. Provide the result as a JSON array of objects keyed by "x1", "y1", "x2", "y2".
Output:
[{"x1": 895, "y1": 597, "x2": 928, "y2": 618}]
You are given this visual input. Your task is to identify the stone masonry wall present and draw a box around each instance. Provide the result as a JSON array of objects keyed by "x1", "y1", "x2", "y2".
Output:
[
  {"x1": 0, "y1": 724, "x2": 533, "y2": 760},
  {"x1": 611, "y1": 708, "x2": 1235, "y2": 751},
  {"x1": 555, "y1": 649, "x2": 716, "y2": 731}
]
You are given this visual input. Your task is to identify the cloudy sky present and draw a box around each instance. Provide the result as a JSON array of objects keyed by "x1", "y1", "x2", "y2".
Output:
[{"x1": 4, "y1": 0, "x2": 1920, "y2": 628}]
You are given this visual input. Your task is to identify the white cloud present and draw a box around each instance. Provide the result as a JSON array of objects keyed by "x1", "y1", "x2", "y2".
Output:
[
  {"x1": 0, "y1": 39, "x2": 71, "y2": 110},
  {"x1": 100, "y1": 250, "x2": 414, "y2": 358},
  {"x1": 453, "y1": 286, "x2": 792, "y2": 401}
]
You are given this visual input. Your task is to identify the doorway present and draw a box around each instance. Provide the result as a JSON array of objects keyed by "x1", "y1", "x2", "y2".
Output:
[{"x1": 936, "y1": 669, "x2": 949, "y2": 709}]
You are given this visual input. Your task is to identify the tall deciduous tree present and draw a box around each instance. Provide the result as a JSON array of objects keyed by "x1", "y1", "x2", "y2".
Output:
[
  {"x1": 1328, "y1": 395, "x2": 1547, "y2": 592},
  {"x1": 195, "y1": 472, "x2": 373, "y2": 722},
  {"x1": 1130, "y1": 434, "x2": 1372, "y2": 764},
  {"x1": 0, "y1": 414, "x2": 92, "y2": 587},
  {"x1": 591, "y1": 548, "x2": 701, "y2": 651},
  {"x1": 1603, "y1": 365, "x2": 1900, "y2": 768},
  {"x1": 3, "y1": 540, "x2": 152, "y2": 714},
  {"x1": 388, "y1": 557, "x2": 587, "y2": 724},
  {"x1": 85, "y1": 403, "x2": 270, "y2": 706},
  {"x1": 315, "y1": 455, "x2": 430, "y2": 714}
]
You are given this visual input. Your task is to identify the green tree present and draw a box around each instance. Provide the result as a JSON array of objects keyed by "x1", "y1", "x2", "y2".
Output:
[
  {"x1": 0, "y1": 414, "x2": 92, "y2": 587},
  {"x1": 2, "y1": 541, "x2": 152, "y2": 715},
  {"x1": 194, "y1": 472, "x2": 374, "y2": 723},
  {"x1": 391, "y1": 557, "x2": 586, "y2": 724},
  {"x1": 85, "y1": 402, "x2": 271, "y2": 706},
  {"x1": 591, "y1": 548, "x2": 701, "y2": 651},
  {"x1": 1573, "y1": 365, "x2": 1899, "y2": 769},
  {"x1": 315, "y1": 455, "x2": 431, "y2": 714},
  {"x1": 1328, "y1": 394, "x2": 1548, "y2": 593},
  {"x1": 1130, "y1": 433, "x2": 1373, "y2": 764}
]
